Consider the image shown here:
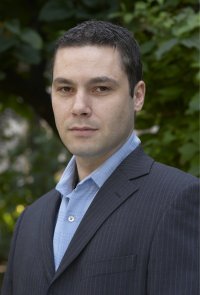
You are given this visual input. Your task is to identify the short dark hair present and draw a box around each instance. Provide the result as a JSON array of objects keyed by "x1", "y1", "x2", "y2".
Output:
[{"x1": 53, "y1": 20, "x2": 143, "y2": 97}]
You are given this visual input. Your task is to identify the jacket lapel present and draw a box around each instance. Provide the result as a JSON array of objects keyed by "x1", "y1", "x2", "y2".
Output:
[
  {"x1": 39, "y1": 189, "x2": 61, "y2": 281},
  {"x1": 52, "y1": 146, "x2": 154, "y2": 282}
]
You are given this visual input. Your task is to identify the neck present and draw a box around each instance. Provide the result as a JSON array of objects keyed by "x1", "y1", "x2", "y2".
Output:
[
  {"x1": 75, "y1": 133, "x2": 134, "y2": 181},
  {"x1": 75, "y1": 155, "x2": 109, "y2": 181}
]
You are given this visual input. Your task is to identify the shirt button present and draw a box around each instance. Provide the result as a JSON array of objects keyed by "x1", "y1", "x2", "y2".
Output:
[{"x1": 68, "y1": 215, "x2": 75, "y2": 222}]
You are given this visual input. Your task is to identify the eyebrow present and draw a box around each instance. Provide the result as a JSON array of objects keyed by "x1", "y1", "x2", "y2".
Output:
[
  {"x1": 53, "y1": 76, "x2": 119, "y2": 86},
  {"x1": 53, "y1": 78, "x2": 74, "y2": 85},
  {"x1": 88, "y1": 76, "x2": 119, "y2": 86}
]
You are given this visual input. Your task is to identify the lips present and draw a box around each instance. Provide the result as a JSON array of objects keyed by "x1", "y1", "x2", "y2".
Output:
[
  {"x1": 69, "y1": 126, "x2": 98, "y2": 131},
  {"x1": 68, "y1": 126, "x2": 98, "y2": 137}
]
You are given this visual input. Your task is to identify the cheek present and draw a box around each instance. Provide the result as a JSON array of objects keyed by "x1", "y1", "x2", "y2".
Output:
[
  {"x1": 109, "y1": 100, "x2": 134, "y2": 124},
  {"x1": 52, "y1": 99, "x2": 59, "y2": 118},
  {"x1": 53, "y1": 106, "x2": 66, "y2": 132},
  {"x1": 53, "y1": 106, "x2": 60, "y2": 122},
  {"x1": 52, "y1": 100, "x2": 67, "y2": 120}
]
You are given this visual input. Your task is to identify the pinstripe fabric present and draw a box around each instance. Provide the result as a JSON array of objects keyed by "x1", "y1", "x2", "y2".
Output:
[
  {"x1": 2, "y1": 146, "x2": 199, "y2": 295},
  {"x1": 53, "y1": 132, "x2": 140, "y2": 270}
]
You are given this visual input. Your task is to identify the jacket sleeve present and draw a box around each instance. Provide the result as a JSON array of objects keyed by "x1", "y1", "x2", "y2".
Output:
[
  {"x1": 1, "y1": 210, "x2": 26, "y2": 295},
  {"x1": 147, "y1": 181, "x2": 199, "y2": 295}
]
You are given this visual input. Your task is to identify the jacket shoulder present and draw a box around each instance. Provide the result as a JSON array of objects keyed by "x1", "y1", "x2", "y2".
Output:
[
  {"x1": 152, "y1": 161, "x2": 198, "y2": 185},
  {"x1": 145, "y1": 160, "x2": 199, "y2": 201},
  {"x1": 22, "y1": 188, "x2": 61, "y2": 219}
]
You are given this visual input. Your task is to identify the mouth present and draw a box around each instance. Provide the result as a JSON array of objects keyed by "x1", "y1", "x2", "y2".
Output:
[{"x1": 69, "y1": 126, "x2": 98, "y2": 137}]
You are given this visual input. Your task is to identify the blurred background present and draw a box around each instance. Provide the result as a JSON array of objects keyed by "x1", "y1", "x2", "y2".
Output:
[{"x1": 0, "y1": 0, "x2": 199, "y2": 288}]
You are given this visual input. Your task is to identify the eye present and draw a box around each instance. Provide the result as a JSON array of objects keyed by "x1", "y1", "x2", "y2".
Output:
[
  {"x1": 93, "y1": 86, "x2": 111, "y2": 94},
  {"x1": 57, "y1": 86, "x2": 74, "y2": 95}
]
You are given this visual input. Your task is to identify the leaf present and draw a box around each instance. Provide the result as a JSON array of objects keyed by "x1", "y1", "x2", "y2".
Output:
[
  {"x1": 14, "y1": 44, "x2": 41, "y2": 64},
  {"x1": 180, "y1": 33, "x2": 200, "y2": 50},
  {"x1": 188, "y1": 154, "x2": 200, "y2": 177},
  {"x1": 141, "y1": 40, "x2": 155, "y2": 55},
  {"x1": 4, "y1": 19, "x2": 21, "y2": 35},
  {"x1": 123, "y1": 13, "x2": 134, "y2": 24},
  {"x1": 20, "y1": 29, "x2": 43, "y2": 50},
  {"x1": 155, "y1": 38, "x2": 178, "y2": 59},
  {"x1": 162, "y1": 131, "x2": 175, "y2": 144},
  {"x1": 187, "y1": 132, "x2": 200, "y2": 145},
  {"x1": 173, "y1": 13, "x2": 200, "y2": 36},
  {"x1": 186, "y1": 93, "x2": 200, "y2": 114},
  {"x1": 157, "y1": 87, "x2": 182, "y2": 101},
  {"x1": 178, "y1": 143, "x2": 198, "y2": 162},
  {"x1": 181, "y1": 39, "x2": 199, "y2": 49},
  {"x1": 135, "y1": 2, "x2": 147, "y2": 11},
  {"x1": 39, "y1": 1, "x2": 74, "y2": 21},
  {"x1": 0, "y1": 35, "x2": 17, "y2": 53}
]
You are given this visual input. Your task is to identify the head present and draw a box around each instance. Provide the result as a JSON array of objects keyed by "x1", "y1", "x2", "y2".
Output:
[
  {"x1": 52, "y1": 20, "x2": 143, "y2": 97},
  {"x1": 51, "y1": 20, "x2": 145, "y2": 176}
]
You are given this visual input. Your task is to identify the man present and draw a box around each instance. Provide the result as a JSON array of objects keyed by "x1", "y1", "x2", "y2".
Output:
[{"x1": 2, "y1": 20, "x2": 199, "y2": 295}]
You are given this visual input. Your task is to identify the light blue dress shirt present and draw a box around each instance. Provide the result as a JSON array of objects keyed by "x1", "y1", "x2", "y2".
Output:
[{"x1": 53, "y1": 132, "x2": 140, "y2": 270}]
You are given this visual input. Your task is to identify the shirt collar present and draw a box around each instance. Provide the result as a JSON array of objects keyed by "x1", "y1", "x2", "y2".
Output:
[
  {"x1": 89, "y1": 132, "x2": 140, "y2": 187},
  {"x1": 56, "y1": 132, "x2": 140, "y2": 196}
]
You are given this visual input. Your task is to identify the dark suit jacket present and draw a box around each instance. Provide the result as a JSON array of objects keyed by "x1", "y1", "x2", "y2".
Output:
[{"x1": 2, "y1": 146, "x2": 199, "y2": 295}]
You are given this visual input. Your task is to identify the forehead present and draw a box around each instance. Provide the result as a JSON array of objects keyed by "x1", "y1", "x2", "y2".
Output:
[{"x1": 53, "y1": 45, "x2": 125, "y2": 79}]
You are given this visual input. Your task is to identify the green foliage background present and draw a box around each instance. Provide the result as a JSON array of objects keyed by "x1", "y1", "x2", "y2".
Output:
[{"x1": 0, "y1": 0, "x2": 199, "y2": 278}]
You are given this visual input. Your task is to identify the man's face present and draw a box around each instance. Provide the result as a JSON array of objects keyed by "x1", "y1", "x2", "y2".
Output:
[{"x1": 52, "y1": 45, "x2": 145, "y2": 165}]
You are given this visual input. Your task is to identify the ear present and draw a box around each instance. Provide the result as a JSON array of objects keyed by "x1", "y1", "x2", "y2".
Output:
[{"x1": 133, "y1": 81, "x2": 145, "y2": 112}]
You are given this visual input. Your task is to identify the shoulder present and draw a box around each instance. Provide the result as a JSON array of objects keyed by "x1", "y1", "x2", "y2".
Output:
[
  {"x1": 151, "y1": 161, "x2": 199, "y2": 188},
  {"x1": 20, "y1": 188, "x2": 61, "y2": 220},
  {"x1": 121, "y1": 145, "x2": 198, "y2": 189},
  {"x1": 123, "y1": 145, "x2": 199, "y2": 202},
  {"x1": 145, "y1": 160, "x2": 199, "y2": 208},
  {"x1": 30, "y1": 188, "x2": 60, "y2": 207}
]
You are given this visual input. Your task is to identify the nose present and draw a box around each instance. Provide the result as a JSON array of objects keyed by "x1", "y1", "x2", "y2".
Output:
[{"x1": 71, "y1": 90, "x2": 92, "y2": 117}]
